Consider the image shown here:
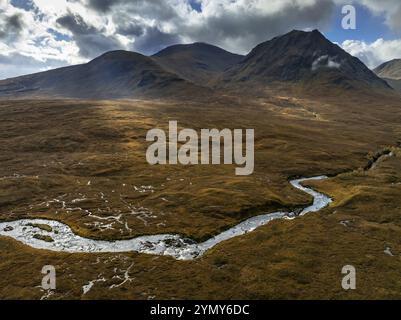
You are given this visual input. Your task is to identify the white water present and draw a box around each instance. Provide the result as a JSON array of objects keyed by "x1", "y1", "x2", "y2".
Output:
[{"x1": 0, "y1": 176, "x2": 332, "y2": 260}]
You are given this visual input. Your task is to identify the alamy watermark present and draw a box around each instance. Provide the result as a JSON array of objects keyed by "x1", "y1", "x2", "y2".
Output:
[
  {"x1": 146, "y1": 121, "x2": 254, "y2": 176},
  {"x1": 342, "y1": 5, "x2": 356, "y2": 30},
  {"x1": 41, "y1": 265, "x2": 56, "y2": 290},
  {"x1": 341, "y1": 265, "x2": 356, "y2": 290}
]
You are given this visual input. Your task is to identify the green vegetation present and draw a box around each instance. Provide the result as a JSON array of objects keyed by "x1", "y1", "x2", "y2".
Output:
[
  {"x1": 27, "y1": 223, "x2": 53, "y2": 233},
  {"x1": 33, "y1": 234, "x2": 54, "y2": 243}
]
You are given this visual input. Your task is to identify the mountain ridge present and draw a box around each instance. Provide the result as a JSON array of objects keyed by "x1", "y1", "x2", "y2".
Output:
[
  {"x1": 0, "y1": 30, "x2": 392, "y2": 99},
  {"x1": 152, "y1": 42, "x2": 244, "y2": 84},
  {"x1": 0, "y1": 50, "x2": 205, "y2": 99}
]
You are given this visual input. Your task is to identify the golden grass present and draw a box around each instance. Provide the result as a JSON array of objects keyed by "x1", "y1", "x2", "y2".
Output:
[{"x1": 1, "y1": 90, "x2": 401, "y2": 299}]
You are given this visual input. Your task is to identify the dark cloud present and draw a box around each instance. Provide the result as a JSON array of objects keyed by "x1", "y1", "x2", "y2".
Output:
[
  {"x1": 7, "y1": 14, "x2": 24, "y2": 31},
  {"x1": 4, "y1": 0, "x2": 401, "y2": 79},
  {"x1": 56, "y1": 12, "x2": 123, "y2": 58},
  {"x1": 57, "y1": 13, "x2": 96, "y2": 35},
  {"x1": 123, "y1": 0, "x2": 178, "y2": 21},
  {"x1": 87, "y1": 0, "x2": 178, "y2": 20},
  {"x1": 182, "y1": 0, "x2": 336, "y2": 54},
  {"x1": 80, "y1": 0, "x2": 336, "y2": 55},
  {"x1": 0, "y1": 13, "x2": 24, "y2": 39},
  {"x1": 131, "y1": 26, "x2": 181, "y2": 55},
  {"x1": 3, "y1": 0, "x2": 339, "y2": 61},
  {"x1": 82, "y1": 0, "x2": 185, "y2": 54},
  {"x1": 87, "y1": 0, "x2": 123, "y2": 12},
  {"x1": 115, "y1": 18, "x2": 144, "y2": 37}
]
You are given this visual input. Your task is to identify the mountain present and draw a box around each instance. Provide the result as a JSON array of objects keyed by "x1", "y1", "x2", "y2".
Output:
[
  {"x1": 219, "y1": 30, "x2": 389, "y2": 90},
  {"x1": 374, "y1": 59, "x2": 401, "y2": 80},
  {"x1": 0, "y1": 30, "x2": 391, "y2": 99},
  {"x1": 374, "y1": 59, "x2": 401, "y2": 92},
  {"x1": 0, "y1": 50, "x2": 202, "y2": 99},
  {"x1": 152, "y1": 42, "x2": 244, "y2": 84}
]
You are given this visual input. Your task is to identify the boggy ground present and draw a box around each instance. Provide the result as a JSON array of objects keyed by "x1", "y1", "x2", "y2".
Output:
[{"x1": 1, "y1": 89, "x2": 401, "y2": 299}]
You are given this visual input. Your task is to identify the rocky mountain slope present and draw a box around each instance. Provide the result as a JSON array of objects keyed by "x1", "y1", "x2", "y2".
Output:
[{"x1": 220, "y1": 30, "x2": 389, "y2": 90}]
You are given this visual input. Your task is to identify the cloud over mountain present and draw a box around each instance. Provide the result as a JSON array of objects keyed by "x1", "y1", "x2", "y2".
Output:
[
  {"x1": 1, "y1": 0, "x2": 401, "y2": 79},
  {"x1": 342, "y1": 38, "x2": 401, "y2": 69}
]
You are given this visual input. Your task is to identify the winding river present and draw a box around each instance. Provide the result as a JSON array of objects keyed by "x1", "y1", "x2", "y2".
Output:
[{"x1": 0, "y1": 176, "x2": 332, "y2": 260}]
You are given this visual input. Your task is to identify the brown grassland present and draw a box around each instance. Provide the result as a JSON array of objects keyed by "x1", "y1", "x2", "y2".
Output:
[{"x1": 1, "y1": 89, "x2": 401, "y2": 299}]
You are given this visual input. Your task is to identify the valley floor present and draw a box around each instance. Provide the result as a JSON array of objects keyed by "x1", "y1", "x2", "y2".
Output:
[{"x1": 1, "y1": 92, "x2": 401, "y2": 299}]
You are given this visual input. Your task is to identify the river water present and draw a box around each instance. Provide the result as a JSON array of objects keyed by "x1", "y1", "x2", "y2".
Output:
[{"x1": 0, "y1": 176, "x2": 332, "y2": 260}]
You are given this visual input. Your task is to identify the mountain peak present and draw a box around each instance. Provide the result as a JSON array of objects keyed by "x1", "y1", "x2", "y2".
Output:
[
  {"x1": 91, "y1": 50, "x2": 146, "y2": 62},
  {"x1": 221, "y1": 29, "x2": 389, "y2": 90},
  {"x1": 287, "y1": 29, "x2": 323, "y2": 36},
  {"x1": 275, "y1": 29, "x2": 326, "y2": 41}
]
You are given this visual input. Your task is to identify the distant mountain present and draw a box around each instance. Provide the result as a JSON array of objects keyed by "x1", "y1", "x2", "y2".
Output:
[
  {"x1": 374, "y1": 59, "x2": 401, "y2": 92},
  {"x1": 0, "y1": 30, "x2": 391, "y2": 100},
  {"x1": 220, "y1": 30, "x2": 389, "y2": 90},
  {"x1": 0, "y1": 50, "x2": 202, "y2": 99},
  {"x1": 153, "y1": 42, "x2": 244, "y2": 84},
  {"x1": 374, "y1": 59, "x2": 401, "y2": 80}
]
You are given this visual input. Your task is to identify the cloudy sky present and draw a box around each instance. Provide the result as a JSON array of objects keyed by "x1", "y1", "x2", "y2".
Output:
[{"x1": 1, "y1": 0, "x2": 401, "y2": 79}]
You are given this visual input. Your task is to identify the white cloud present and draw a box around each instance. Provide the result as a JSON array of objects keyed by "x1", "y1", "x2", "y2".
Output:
[
  {"x1": 0, "y1": 0, "x2": 339, "y2": 79},
  {"x1": 0, "y1": 0, "x2": 87, "y2": 79},
  {"x1": 1, "y1": 0, "x2": 401, "y2": 79},
  {"x1": 341, "y1": 38, "x2": 401, "y2": 69},
  {"x1": 312, "y1": 55, "x2": 341, "y2": 71}
]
